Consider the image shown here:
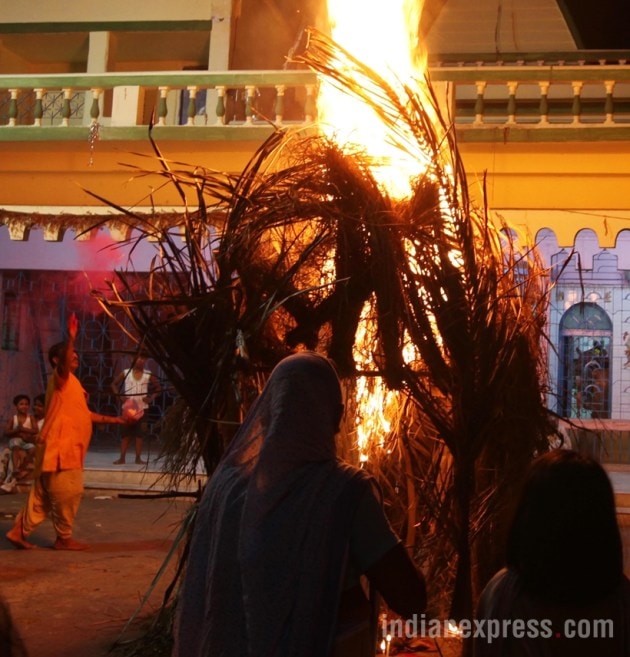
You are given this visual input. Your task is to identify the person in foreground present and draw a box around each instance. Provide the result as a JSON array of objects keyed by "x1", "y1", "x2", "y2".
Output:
[
  {"x1": 475, "y1": 449, "x2": 630, "y2": 656},
  {"x1": 0, "y1": 595, "x2": 28, "y2": 657},
  {"x1": 173, "y1": 351, "x2": 427, "y2": 657},
  {"x1": 6, "y1": 313, "x2": 127, "y2": 551}
]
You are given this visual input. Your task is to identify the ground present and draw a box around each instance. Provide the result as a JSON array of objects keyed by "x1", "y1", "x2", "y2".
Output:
[
  {"x1": 0, "y1": 492, "x2": 191, "y2": 657},
  {"x1": 1, "y1": 490, "x2": 629, "y2": 657}
]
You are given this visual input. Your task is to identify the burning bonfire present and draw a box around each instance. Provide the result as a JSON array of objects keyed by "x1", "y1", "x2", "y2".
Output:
[{"x1": 93, "y1": 24, "x2": 556, "y2": 657}]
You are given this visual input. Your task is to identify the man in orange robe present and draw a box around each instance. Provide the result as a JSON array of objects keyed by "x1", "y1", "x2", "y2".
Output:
[{"x1": 6, "y1": 313, "x2": 127, "y2": 551}]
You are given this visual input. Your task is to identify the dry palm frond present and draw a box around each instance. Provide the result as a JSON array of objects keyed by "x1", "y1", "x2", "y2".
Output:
[
  {"x1": 295, "y1": 29, "x2": 556, "y2": 624},
  {"x1": 91, "y1": 29, "x2": 555, "y2": 650}
]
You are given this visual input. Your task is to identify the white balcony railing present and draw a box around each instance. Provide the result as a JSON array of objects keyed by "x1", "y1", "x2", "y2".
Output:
[
  {"x1": 429, "y1": 51, "x2": 630, "y2": 141},
  {"x1": 0, "y1": 70, "x2": 319, "y2": 139},
  {"x1": 1, "y1": 52, "x2": 630, "y2": 142}
]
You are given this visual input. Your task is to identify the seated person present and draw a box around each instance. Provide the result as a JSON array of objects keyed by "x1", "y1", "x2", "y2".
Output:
[
  {"x1": 18, "y1": 394, "x2": 46, "y2": 481},
  {"x1": 4, "y1": 394, "x2": 38, "y2": 483}
]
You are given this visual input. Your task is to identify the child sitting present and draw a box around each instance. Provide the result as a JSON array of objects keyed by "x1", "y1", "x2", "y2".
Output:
[{"x1": 4, "y1": 394, "x2": 38, "y2": 483}]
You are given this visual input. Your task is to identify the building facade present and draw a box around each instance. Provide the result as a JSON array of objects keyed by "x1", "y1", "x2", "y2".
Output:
[{"x1": 1, "y1": 0, "x2": 630, "y2": 455}]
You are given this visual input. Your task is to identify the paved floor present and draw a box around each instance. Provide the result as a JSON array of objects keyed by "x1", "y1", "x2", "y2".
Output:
[
  {"x1": 0, "y1": 444, "x2": 198, "y2": 656},
  {"x1": 0, "y1": 491, "x2": 192, "y2": 657},
  {"x1": 81, "y1": 444, "x2": 206, "y2": 495},
  {"x1": 83, "y1": 440, "x2": 169, "y2": 472}
]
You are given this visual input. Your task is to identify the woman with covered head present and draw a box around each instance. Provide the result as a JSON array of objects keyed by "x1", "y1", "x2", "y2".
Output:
[
  {"x1": 173, "y1": 351, "x2": 426, "y2": 657},
  {"x1": 475, "y1": 449, "x2": 630, "y2": 656}
]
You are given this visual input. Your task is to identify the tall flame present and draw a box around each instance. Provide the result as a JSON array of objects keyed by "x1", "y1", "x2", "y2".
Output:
[
  {"x1": 320, "y1": 0, "x2": 426, "y2": 199},
  {"x1": 318, "y1": 0, "x2": 428, "y2": 460}
]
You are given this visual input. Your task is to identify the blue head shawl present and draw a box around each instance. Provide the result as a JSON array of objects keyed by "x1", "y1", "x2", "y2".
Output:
[{"x1": 174, "y1": 352, "x2": 371, "y2": 657}]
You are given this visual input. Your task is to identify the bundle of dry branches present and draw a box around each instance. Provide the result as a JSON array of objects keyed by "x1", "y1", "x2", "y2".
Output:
[{"x1": 91, "y1": 29, "x2": 557, "y2": 652}]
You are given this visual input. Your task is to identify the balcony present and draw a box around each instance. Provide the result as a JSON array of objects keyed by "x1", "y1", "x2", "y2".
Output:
[
  {"x1": 0, "y1": 70, "x2": 319, "y2": 142},
  {"x1": 430, "y1": 50, "x2": 630, "y2": 142},
  {"x1": 2, "y1": 51, "x2": 630, "y2": 245},
  {"x1": 0, "y1": 50, "x2": 629, "y2": 143}
]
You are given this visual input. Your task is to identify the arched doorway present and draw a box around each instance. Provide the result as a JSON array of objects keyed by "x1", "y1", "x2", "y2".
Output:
[{"x1": 558, "y1": 302, "x2": 612, "y2": 419}]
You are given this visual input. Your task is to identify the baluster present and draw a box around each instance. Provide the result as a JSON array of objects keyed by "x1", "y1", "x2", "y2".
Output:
[
  {"x1": 571, "y1": 81, "x2": 583, "y2": 125},
  {"x1": 8, "y1": 89, "x2": 18, "y2": 126},
  {"x1": 304, "y1": 84, "x2": 316, "y2": 122},
  {"x1": 507, "y1": 81, "x2": 518, "y2": 125},
  {"x1": 538, "y1": 82, "x2": 549, "y2": 125},
  {"x1": 157, "y1": 86, "x2": 169, "y2": 126},
  {"x1": 245, "y1": 85, "x2": 256, "y2": 124},
  {"x1": 187, "y1": 86, "x2": 197, "y2": 126},
  {"x1": 90, "y1": 88, "x2": 102, "y2": 123},
  {"x1": 88, "y1": 88, "x2": 102, "y2": 166},
  {"x1": 33, "y1": 88, "x2": 44, "y2": 126},
  {"x1": 215, "y1": 86, "x2": 226, "y2": 125},
  {"x1": 604, "y1": 80, "x2": 615, "y2": 125},
  {"x1": 473, "y1": 81, "x2": 486, "y2": 126},
  {"x1": 61, "y1": 88, "x2": 72, "y2": 127},
  {"x1": 275, "y1": 84, "x2": 285, "y2": 125}
]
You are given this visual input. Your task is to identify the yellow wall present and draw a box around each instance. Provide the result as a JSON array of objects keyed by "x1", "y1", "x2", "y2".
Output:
[
  {"x1": 4, "y1": 136, "x2": 629, "y2": 204},
  {"x1": 461, "y1": 141, "x2": 630, "y2": 210},
  {"x1": 2, "y1": 133, "x2": 630, "y2": 248},
  {"x1": 459, "y1": 140, "x2": 630, "y2": 247},
  {"x1": 0, "y1": 139, "x2": 265, "y2": 207}
]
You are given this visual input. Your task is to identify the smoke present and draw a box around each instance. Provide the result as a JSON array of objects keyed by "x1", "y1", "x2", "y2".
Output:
[{"x1": 74, "y1": 229, "x2": 126, "y2": 272}]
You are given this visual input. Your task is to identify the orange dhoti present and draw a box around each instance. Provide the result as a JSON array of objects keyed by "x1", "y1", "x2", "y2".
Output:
[{"x1": 16, "y1": 469, "x2": 84, "y2": 541}]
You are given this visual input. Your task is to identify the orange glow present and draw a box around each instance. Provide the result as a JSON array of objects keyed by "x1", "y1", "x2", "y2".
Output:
[
  {"x1": 320, "y1": 0, "x2": 427, "y2": 199},
  {"x1": 318, "y1": 0, "x2": 428, "y2": 460},
  {"x1": 353, "y1": 298, "x2": 396, "y2": 461}
]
